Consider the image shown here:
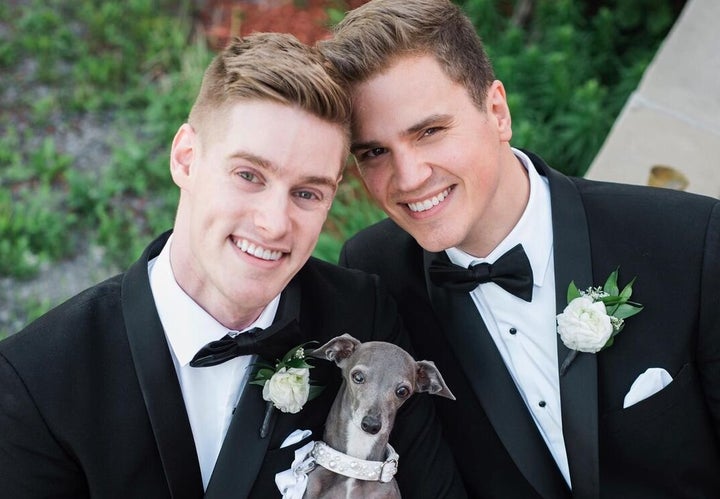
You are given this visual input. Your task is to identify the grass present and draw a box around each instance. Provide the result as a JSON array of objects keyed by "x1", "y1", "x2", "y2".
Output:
[{"x1": 0, "y1": 0, "x2": 681, "y2": 336}]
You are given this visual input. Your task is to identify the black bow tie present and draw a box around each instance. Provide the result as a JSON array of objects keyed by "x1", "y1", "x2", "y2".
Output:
[
  {"x1": 190, "y1": 319, "x2": 301, "y2": 368},
  {"x1": 429, "y1": 244, "x2": 534, "y2": 302}
]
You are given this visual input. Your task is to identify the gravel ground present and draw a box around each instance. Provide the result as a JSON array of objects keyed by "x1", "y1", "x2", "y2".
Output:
[
  {"x1": 0, "y1": 36, "x2": 122, "y2": 336},
  {"x1": 0, "y1": 109, "x2": 123, "y2": 335}
]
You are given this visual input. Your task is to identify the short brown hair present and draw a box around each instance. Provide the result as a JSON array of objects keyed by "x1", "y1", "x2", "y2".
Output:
[
  {"x1": 319, "y1": 0, "x2": 495, "y2": 108},
  {"x1": 189, "y1": 32, "x2": 350, "y2": 134}
]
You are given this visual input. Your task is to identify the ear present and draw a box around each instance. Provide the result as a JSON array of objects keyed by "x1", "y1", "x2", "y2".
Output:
[
  {"x1": 309, "y1": 334, "x2": 361, "y2": 365},
  {"x1": 170, "y1": 123, "x2": 197, "y2": 189},
  {"x1": 487, "y1": 80, "x2": 512, "y2": 142},
  {"x1": 415, "y1": 360, "x2": 456, "y2": 400}
]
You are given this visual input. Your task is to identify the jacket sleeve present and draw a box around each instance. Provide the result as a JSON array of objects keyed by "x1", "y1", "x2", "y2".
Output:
[
  {"x1": 0, "y1": 353, "x2": 86, "y2": 498},
  {"x1": 698, "y1": 201, "x2": 720, "y2": 442}
]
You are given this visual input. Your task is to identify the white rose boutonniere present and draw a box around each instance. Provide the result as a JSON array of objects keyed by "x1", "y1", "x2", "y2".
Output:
[
  {"x1": 557, "y1": 268, "x2": 643, "y2": 375},
  {"x1": 262, "y1": 366, "x2": 310, "y2": 414},
  {"x1": 251, "y1": 343, "x2": 324, "y2": 437}
]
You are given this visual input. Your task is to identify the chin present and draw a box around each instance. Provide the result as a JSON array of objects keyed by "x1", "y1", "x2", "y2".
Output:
[
  {"x1": 396, "y1": 220, "x2": 455, "y2": 253},
  {"x1": 409, "y1": 234, "x2": 453, "y2": 253}
]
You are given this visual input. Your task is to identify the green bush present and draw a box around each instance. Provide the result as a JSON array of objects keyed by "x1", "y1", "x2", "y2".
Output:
[
  {"x1": 459, "y1": 0, "x2": 682, "y2": 176},
  {"x1": 0, "y1": 0, "x2": 682, "y2": 332}
]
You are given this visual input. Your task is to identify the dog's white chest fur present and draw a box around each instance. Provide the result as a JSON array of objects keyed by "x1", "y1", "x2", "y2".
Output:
[{"x1": 345, "y1": 423, "x2": 377, "y2": 460}]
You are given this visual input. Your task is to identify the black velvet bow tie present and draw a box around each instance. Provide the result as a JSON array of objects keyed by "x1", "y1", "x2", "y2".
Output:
[
  {"x1": 190, "y1": 319, "x2": 301, "y2": 368},
  {"x1": 429, "y1": 243, "x2": 534, "y2": 302}
]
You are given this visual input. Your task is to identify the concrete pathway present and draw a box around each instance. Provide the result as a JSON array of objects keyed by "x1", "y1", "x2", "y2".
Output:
[{"x1": 585, "y1": 0, "x2": 720, "y2": 199}]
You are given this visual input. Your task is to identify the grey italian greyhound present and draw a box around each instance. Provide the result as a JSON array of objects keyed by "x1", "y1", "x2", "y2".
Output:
[{"x1": 303, "y1": 334, "x2": 455, "y2": 498}]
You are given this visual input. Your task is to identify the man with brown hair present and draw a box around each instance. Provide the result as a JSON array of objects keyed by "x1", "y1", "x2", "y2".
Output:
[
  {"x1": 0, "y1": 32, "x2": 464, "y2": 498},
  {"x1": 321, "y1": 0, "x2": 720, "y2": 497}
]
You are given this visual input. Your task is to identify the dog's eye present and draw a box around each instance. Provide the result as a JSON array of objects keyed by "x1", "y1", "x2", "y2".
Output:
[
  {"x1": 395, "y1": 385, "x2": 411, "y2": 399},
  {"x1": 351, "y1": 371, "x2": 365, "y2": 384}
]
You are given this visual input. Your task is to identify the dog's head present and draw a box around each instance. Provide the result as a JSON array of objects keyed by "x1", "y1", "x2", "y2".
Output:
[{"x1": 310, "y1": 334, "x2": 454, "y2": 437}]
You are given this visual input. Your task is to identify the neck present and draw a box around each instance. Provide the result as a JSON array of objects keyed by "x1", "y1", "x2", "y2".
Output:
[{"x1": 461, "y1": 150, "x2": 530, "y2": 258}]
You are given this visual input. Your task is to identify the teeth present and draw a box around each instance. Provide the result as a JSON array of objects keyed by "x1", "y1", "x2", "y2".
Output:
[
  {"x1": 408, "y1": 188, "x2": 451, "y2": 213},
  {"x1": 235, "y1": 238, "x2": 282, "y2": 261}
]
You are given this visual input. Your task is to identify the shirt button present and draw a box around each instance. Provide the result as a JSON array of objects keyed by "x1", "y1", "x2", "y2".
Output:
[
  {"x1": 509, "y1": 327, "x2": 517, "y2": 335},
  {"x1": 538, "y1": 400, "x2": 547, "y2": 408}
]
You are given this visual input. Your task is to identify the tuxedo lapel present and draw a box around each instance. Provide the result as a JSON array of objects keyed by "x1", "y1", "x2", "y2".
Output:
[
  {"x1": 204, "y1": 279, "x2": 306, "y2": 498},
  {"x1": 204, "y1": 378, "x2": 273, "y2": 499},
  {"x1": 541, "y1": 158, "x2": 600, "y2": 499},
  {"x1": 423, "y1": 251, "x2": 569, "y2": 499},
  {"x1": 122, "y1": 232, "x2": 204, "y2": 499}
]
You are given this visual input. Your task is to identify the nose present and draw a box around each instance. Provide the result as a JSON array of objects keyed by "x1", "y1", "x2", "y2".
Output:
[
  {"x1": 253, "y1": 190, "x2": 290, "y2": 238},
  {"x1": 361, "y1": 415, "x2": 382, "y2": 435},
  {"x1": 392, "y1": 148, "x2": 432, "y2": 192}
]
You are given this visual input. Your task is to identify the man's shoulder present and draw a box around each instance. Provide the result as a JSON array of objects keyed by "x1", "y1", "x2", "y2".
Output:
[
  {"x1": 346, "y1": 217, "x2": 412, "y2": 246},
  {"x1": 339, "y1": 219, "x2": 424, "y2": 287},
  {"x1": 570, "y1": 175, "x2": 719, "y2": 216},
  {"x1": 528, "y1": 148, "x2": 719, "y2": 213},
  {"x1": 1, "y1": 274, "x2": 125, "y2": 355},
  {"x1": 344, "y1": 218, "x2": 420, "y2": 259},
  {"x1": 298, "y1": 255, "x2": 383, "y2": 292}
]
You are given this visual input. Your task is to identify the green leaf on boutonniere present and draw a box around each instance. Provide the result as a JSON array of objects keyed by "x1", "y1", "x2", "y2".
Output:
[
  {"x1": 619, "y1": 276, "x2": 637, "y2": 301},
  {"x1": 603, "y1": 267, "x2": 620, "y2": 296},
  {"x1": 613, "y1": 303, "x2": 644, "y2": 319},
  {"x1": 250, "y1": 341, "x2": 326, "y2": 437},
  {"x1": 567, "y1": 281, "x2": 582, "y2": 302},
  {"x1": 309, "y1": 384, "x2": 325, "y2": 399},
  {"x1": 557, "y1": 267, "x2": 643, "y2": 376}
]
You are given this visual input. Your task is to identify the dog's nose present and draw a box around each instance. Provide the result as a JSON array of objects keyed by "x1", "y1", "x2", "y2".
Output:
[{"x1": 361, "y1": 415, "x2": 382, "y2": 434}]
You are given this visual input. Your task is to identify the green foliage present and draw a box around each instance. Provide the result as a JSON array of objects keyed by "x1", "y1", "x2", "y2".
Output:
[
  {"x1": 313, "y1": 174, "x2": 385, "y2": 262},
  {"x1": 2, "y1": 0, "x2": 211, "y2": 274},
  {"x1": 0, "y1": 0, "x2": 681, "y2": 331},
  {"x1": 458, "y1": 0, "x2": 682, "y2": 175},
  {"x1": 0, "y1": 185, "x2": 77, "y2": 278}
]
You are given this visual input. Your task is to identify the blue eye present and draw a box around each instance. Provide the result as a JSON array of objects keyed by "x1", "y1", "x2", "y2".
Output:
[
  {"x1": 295, "y1": 190, "x2": 318, "y2": 201},
  {"x1": 423, "y1": 127, "x2": 442, "y2": 137},
  {"x1": 361, "y1": 147, "x2": 387, "y2": 160},
  {"x1": 239, "y1": 171, "x2": 258, "y2": 182}
]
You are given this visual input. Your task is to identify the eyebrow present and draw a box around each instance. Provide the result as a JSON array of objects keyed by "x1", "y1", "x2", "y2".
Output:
[
  {"x1": 406, "y1": 113, "x2": 452, "y2": 135},
  {"x1": 229, "y1": 151, "x2": 339, "y2": 189},
  {"x1": 230, "y1": 151, "x2": 274, "y2": 171},
  {"x1": 350, "y1": 113, "x2": 453, "y2": 155}
]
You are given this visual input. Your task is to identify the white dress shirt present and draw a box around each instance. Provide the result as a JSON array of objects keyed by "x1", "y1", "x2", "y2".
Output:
[
  {"x1": 148, "y1": 237, "x2": 280, "y2": 490},
  {"x1": 445, "y1": 148, "x2": 570, "y2": 486}
]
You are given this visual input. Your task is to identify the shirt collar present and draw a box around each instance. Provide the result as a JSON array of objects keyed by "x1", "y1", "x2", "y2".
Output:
[
  {"x1": 445, "y1": 147, "x2": 553, "y2": 287},
  {"x1": 148, "y1": 236, "x2": 280, "y2": 366}
]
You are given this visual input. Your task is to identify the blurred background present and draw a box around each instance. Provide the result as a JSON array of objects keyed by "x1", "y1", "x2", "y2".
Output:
[{"x1": 0, "y1": 0, "x2": 686, "y2": 336}]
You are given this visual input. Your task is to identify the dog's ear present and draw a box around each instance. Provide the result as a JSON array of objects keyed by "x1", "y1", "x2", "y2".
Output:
[
  {"x1": 415, "y1": 360, "x2": 456, "y2": 400},
  {"x1": 308, "y1": 334, "x2": 361, "y2": 365}
]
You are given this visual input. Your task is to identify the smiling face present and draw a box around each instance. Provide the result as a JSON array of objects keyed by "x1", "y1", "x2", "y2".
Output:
[
  {"x1": 351, "y1": 54, "x2": 529, "y2": 257},
  {"x1": 170, "y1": 99, "x2": 347, "y2": 329}
]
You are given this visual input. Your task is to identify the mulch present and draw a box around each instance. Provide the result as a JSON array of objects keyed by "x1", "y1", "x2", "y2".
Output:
[{"x1": 196, "y1": 0, "x2": 369, "y2": 49}]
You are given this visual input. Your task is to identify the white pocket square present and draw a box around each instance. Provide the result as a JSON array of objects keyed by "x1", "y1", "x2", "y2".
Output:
[
  {"x1": 276, "y1": 429, "x2": 315, "y2": 499},
  {"x1": 623, "y1": 367, "x2": 673, "y2": 408},
  {"x1": 280, "y1": 428, "x2": 313, "y2": 448}
]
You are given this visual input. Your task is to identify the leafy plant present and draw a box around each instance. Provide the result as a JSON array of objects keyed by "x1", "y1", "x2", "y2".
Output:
[
  {"x1": 0, "y1": 0, "x2": 683, "y2": 333},
  {"x1": 314, "y1": 172, "x2": 385, "y2": 262},
  {"x1": 459, "y1": 0, "x2": 683, "y2": 176}
]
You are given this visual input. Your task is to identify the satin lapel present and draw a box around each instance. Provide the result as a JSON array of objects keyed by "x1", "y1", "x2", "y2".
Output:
[
  {"x1": 423, "y1": 251, "x2": 568, "y2": 499},
  {"x1": 122, "y1": 232, "x2": 204, "y2": 499},
  {"x1": 204, "y1": 279, "x2": 304, "y2": 499},
  {"x1": 541, "y1": 159, "x2": 600, "y2": 499}
]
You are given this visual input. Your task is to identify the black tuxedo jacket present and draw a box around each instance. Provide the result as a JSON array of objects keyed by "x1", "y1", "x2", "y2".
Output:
[
  {"x1": 0, "y1": 231, "x2": 465, "y2": 498},
  {"x1": 340, "y1": 152, "x2": 720, "y2": 499}
]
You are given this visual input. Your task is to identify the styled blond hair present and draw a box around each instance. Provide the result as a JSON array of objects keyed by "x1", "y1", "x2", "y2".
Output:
[
  {"x1": 189, "y1": 32, "x2": 350, "y2": 134},
  {"x1": 319, "y1": 0, "x2": 495, "y2": 108}
]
